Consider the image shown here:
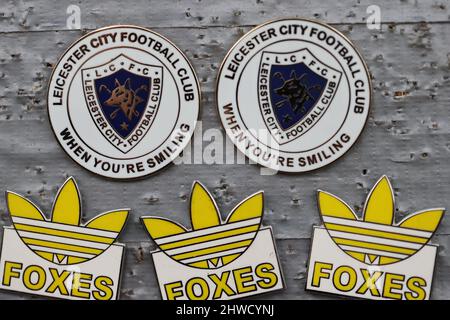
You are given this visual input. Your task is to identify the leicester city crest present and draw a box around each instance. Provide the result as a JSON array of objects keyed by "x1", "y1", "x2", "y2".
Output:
[
  {"x1": 258, "y1": 49, "x2": 342, "y2": 145},
  {"x1": 218, "y1": 19, "x2": 371, "y2": 173},
  {"x1": 48, "y1": 26, "x2": 200, "y2": 179},
  {"x1": 81, "y1": 54, "x2": 163, "y2": 153}
]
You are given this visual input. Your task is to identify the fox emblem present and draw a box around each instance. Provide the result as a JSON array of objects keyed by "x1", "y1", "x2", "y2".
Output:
[
  {"x1": 100, "y1": 78, "x2": 148, "y2": 121},
  {"x1": 273, "y1": 70, "x2": 321, "y2": 114}
]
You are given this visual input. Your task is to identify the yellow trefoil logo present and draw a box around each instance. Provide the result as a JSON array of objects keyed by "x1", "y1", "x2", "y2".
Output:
[
  {"x1": 318, "y1": 175, "x2": 445, "y2": 265},
  {"x1": 6, "y1": 177, "x2": 129, "y2": 265},
  {"x1": 141, "y1": 181, "x2": 264, "y2": 269}
]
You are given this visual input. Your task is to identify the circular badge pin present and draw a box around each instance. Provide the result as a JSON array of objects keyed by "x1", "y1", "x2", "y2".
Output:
[
  {"x1": 217, "y1": 18, "x2": 371, "y2": 172},
  {"x1": 48, "y1": 25, "x2": 200, "y2": 179}
]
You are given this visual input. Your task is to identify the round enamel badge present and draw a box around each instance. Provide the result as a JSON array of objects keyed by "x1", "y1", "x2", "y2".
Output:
[
  {"x1": 48, "y1": 25, "x2": 199, "y2": 179},
  {"x1": 217, "y1": 19, "x2": 371, "y2": 172}
]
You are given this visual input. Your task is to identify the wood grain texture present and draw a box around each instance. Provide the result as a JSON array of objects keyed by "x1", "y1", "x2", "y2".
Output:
[
  {"x1": 0, "y1": 0, "x2": 448, "y2": 299},
  {"x1": 1, "y1": 0, "x2": 450, "y2": 32}
]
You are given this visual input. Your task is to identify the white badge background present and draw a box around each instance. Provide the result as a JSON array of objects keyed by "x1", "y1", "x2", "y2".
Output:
[
  {"x1": 306, "y1": 227, "x2": 437, "y2": 300},
  {"x1": 152, "y1": 227, "x2": 284, "y2": 300},
  {"x1": 217, "y1": 19, "x2": 371, "y2": 172},
  {"x1": 0, "y1": 228, "x2": 124, "y2": 300},
  {"x1": 68, "y1": 47, "x2": 176, "y2": 158},
  {"x1": 48, "y1": 26, "x2": 199, "y2": 179}
]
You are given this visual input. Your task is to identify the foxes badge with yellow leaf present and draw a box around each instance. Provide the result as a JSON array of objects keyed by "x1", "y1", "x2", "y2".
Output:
[
  {"x1": 0, "y1": 177, "x2": 128, "y2": 300},
  {"x1": 141, "y1": 181, "x2": 285, "y2": 300},
  {"x1": 306, "y1": 176, "x2": 445, "y2": 300}
]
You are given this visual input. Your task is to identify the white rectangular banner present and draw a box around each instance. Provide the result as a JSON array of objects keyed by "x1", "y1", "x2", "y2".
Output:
[
  {"x1": 306, "y1": 227, "x2": 437, "y2": 300},
  {"x1": 152, "y1": 227, "x2": 284, "y2": 300},
  {"x1": 0, "y1": 227, "x2": 124, "y2": 300}
]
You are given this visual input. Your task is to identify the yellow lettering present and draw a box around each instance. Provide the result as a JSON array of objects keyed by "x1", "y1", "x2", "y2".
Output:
[
  {"x1": 186, "y1": 277, "x2": 209, "y2": 300},
  {"x1": 23, "y1": 265, "x2": 46, "y2": 291},
  {"x1": 333, "y1": 265, "x2": 357, "y2": 292},
  {"x1": 208, "y1": 271, "x2": 235, "y2": 299},
  {"x1": 405, "y1": 277, "x2": 427, "y2": 300},
  {"x1": 256, "y1": 263, "x2": 278, "y2": 289},
  {"x1": 92, "y1": 276, "x2": 114, "y2": 300},
  {"x1": 383, "y1": 273, "x2": 404, "y2": 299},
  {"x1": 164, "y1": 281, "x2": 184, "y2": 300},
  {"x1": 233, "y1": 267, "x2": 256, "y2": 294},
  {"x1": 312, "y1": 262, "x2": 333, "y2": 287},
  {"x1": 71, "y1": 272, "x2": 92, "y2": 299},
  {"x1": 2, "y1": 261, "x2": 22, "y2": 286},
  {"x1": 46, "y1": 268, "x2": 70, "y2": 295},
  {"x1": 356, "y1": 269, "x2": 382, "y2": 296}
]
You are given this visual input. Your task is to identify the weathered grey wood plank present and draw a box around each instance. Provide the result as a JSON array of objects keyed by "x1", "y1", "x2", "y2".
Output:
[
  {"x1": 1, "y1": 22, "x2": 450, "y2": 116},
  {"x1": 1, "y1": 0, "x2": 450, "y2": 33},
  {"x1": 0, "y1": 23, "x2": 448, "y2": 241},
  {"x1": 0, "y1": 137, "x2": 449, "y2": 241}
]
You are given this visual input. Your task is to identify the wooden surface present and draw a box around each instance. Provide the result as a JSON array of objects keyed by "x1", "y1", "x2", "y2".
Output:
[{"x1": 0, "y1": 0, "x2": 448, "y2": 299}]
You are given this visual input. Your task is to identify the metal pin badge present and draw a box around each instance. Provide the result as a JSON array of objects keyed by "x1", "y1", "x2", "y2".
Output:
[
  {"x1": 217, "y1": 18, "x2": 372, "y2": 172},
  {"x1": 0, "y1": 177, "x2": 129, "y2": 300},
  {"x1": 141, "y1": 181, "x2": 285, "y2": 300},
  {"x1": 306, "y1": 175, "x2": 445, "y2": 300},
  {"x1": 48, "y1": 25, "x2": 200, "y2": 179}
]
